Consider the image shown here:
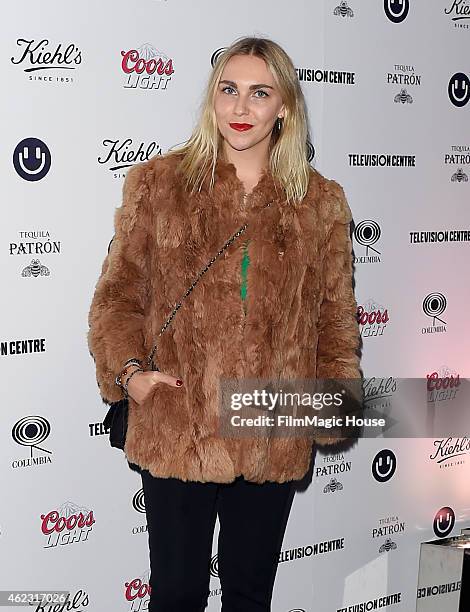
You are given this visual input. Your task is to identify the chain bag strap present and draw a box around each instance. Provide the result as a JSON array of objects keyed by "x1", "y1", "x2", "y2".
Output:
[
  {"x1": 105, "y1": 200, "x2": 272, "y2": 452},
  {"x1": 145, "y1": 222, "x2": 247, "y2": 371}
]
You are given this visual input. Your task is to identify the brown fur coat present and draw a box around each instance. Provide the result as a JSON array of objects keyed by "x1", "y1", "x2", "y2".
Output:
[{"x1": 87, "y1": 152, "x2": 362, "y2": 483}]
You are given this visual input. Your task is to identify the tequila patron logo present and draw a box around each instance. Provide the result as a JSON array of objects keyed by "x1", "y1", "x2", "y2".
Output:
[
  {"x1": 41, "y1": 501, "x2": 95, "y2": 547},
  {"x1": 11, "y1": 38, "x2": 82, "y2": 83},
  {"x1": 445, "y1": 0, "x2": 470, "y2": 29},
  {"x1": 372, "y1": 515, "x2": 405, "y2": 541},
  {"x1": 387, "y1": 64, "x2": 421, "y2": 104},
  {"x1": 121, "y1": 43, "x2": 174, "y2": 90},
  {"x1": 11, "y1": 414, "x2": 52, "y2": 469},
  {"x1": 98, "y1": 138, "x2": 161, "y2": 177},
  {"x1": 315, "y1": 452, "x2": 351, "y2": 494},
  {"x1": 445, "y1": 144, "x2": 470, "y2": 182},
  {"x1": 10, "y1": 230, "x2": 61, "y2": 277},
  {"x1": 315, "y1": 452, "x2": 351, "y2": 486},
  {"x1": 334, "y1": 1, "x2": 354, "y2": 17}
]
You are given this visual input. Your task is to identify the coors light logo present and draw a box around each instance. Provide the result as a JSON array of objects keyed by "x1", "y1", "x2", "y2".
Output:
[
  {"x1": 121, "y1": 43, "x2": 174, "y2": 90},
  {"x1": 125, "y1": 570, "x2": 151, "y2": 611},
  {"x1": 41, "y1": 501, "x2": 95, "y2": 548}
]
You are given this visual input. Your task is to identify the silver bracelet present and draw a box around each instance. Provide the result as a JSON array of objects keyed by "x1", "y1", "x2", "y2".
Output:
[
  {"x1": 123, "y1": 367, "x2": 144, "y2": 397},
  {"x1": 115, "y1": 360, "x2": 144, "y2": 388}
]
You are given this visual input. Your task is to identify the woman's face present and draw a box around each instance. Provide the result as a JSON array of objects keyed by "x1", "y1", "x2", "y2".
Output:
[{"x1": 214, "y1": 54, "x2": 285, "y2": 156}]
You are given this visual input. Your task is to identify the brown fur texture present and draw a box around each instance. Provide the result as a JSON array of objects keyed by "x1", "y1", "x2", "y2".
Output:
[{"x1": 87, "y1": 152, "x2": 362, "y2": 483}]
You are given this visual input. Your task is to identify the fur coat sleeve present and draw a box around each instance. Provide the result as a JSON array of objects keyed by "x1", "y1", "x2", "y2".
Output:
[
  {"x1": 314, "y1": 179, "x2": 363, "y2": 446},
  {"x1": 87, "y1": 164, "x2": 151, "y2": 404}
]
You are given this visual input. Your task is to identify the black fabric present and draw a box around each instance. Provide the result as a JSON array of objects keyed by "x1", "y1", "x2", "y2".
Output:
[{"x1": 140, "y1": 470, "x2": 296, "y2": 611}]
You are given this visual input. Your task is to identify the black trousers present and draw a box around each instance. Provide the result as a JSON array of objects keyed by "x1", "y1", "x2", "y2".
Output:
[{"x1": 140, "y1": 468, "x2": 296, "y2": 612}]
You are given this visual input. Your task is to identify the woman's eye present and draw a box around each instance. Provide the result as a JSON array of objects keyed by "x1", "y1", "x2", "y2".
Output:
[{"x1": 220, "y1": 86, "x2": 269, "y2": 98}]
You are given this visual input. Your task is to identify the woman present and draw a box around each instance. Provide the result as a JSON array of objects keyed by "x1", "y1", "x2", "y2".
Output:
[{"x1": 88, "y1": 36, "x2": 362, "y2": 612}]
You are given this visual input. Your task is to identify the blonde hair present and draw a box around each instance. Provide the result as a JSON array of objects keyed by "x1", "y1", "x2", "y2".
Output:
[{"x1": 166, "y1": 36, "x2": 312, "y2": 205}]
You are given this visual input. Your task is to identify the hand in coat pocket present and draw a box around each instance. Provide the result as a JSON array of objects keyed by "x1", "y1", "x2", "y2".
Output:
[{"x1": 126, "y1": 369, "x2": 184, "y2": 405}]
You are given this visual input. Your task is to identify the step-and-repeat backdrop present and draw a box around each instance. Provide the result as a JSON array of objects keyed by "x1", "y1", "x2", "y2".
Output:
[{"x1": 2, "y1": 1, "x2": 470, "y2": 610}]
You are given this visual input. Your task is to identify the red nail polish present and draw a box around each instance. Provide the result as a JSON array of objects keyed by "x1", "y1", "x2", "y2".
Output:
[{"x1": 176, "y1": 379, "x2": 183, "y2": 386}]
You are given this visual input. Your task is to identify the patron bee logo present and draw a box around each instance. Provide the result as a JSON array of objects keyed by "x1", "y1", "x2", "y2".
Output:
[
  {"x1": 13, "y1": 137, "x2": 51, "y2": 181},
  {"x1": 448, "y1": 72, "x2": 470, "y2": 106},
  {"x1": 379, "y1": 538, "x2": 397, "y2": 553},
  {"x1": 433, "y1": 506, "x2": 455, "y2": 538},
  {"x1": 21, "y1": 259, "x2": 50, "y2": 277},
  {"x1": 372, "y1": 449, "x2": 396, "y2": 482},
  {"x1": 451, "y1": 167, "x2": 468, "y2": 181},
  {"x1": 323, "y1": 477, "x2": 344, "y2": 493},
  {"x1": 394, "y1": 88, "x2": 413, "y2": 103},
  {"x1": 384, "y1": 0, "x2": 410, "y2": 23},
  {"x1": 334, "y1": 1, "x2": 354, "y2": 17}
]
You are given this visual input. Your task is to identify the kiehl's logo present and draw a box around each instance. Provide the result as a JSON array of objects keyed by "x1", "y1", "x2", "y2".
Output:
[{"x1": 11, "y1": 38, "x2": 82, "y2": 71}]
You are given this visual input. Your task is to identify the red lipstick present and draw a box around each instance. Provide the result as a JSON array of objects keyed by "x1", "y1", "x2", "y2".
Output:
[{"x1": 229, "y1": 122, "x2": 254, "y2": 131}]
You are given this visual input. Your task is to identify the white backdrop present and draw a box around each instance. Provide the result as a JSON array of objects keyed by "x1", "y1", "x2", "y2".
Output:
[{"x1": 1, "y1": 1, "x2": 470, "y2": 611}]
